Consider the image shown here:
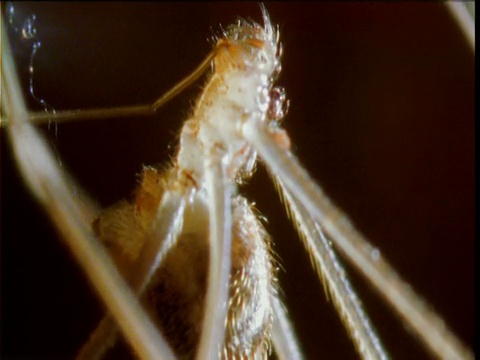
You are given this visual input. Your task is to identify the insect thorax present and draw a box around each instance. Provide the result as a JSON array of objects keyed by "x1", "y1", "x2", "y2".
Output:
[
  {"x1": 93, "y1": 14, "x2": 284, "y2": 360},
  {"x1": 175, "y1": 17, "x2": 282, "y2": 188}
]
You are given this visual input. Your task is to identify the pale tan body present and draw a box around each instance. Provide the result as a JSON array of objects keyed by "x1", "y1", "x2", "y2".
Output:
[
  {"x1": 95, "y1": 167, "x2": 275, "y2": 358},
  {"x1": 0, "y1": 3, "x2": 472, "y2": 360}
]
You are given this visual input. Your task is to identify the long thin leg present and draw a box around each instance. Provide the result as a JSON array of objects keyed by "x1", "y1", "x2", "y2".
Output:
[
  {"x1": 445, "y1": 2, "x2": 475, "y2": 51},
  {"x1": 197, "y1": 153, "x2": 233, "y2": 360},
  {"x1": 271, "y1": 297, "x2": 304, "y2": 360},
  {"x1": 75, "y1": 317, "x2": 118, "y2": 360},
  {"x1": 130, "y1": 191, "x2": 188, "y2": 295},
  {"x1": 243, "y1": 118, "x2": 473, "y2": 360},
  {"x1": 274, "y1": 175, "x2": 388, "y2": 359},
  {"x1": 2, "y1": 21, "x2": 176, "y2": 360},
  {"x1": 1, "y1": 49, "x2": 217, "y2": 127},
  {"x1": 77, "y1": 191, "x2": 187, "y2": 360}
]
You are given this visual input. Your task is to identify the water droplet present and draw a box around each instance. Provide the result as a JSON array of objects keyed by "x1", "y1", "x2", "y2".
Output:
[
  {"x1": 22, "y1": 15, "x2": 37, "y2": 40},
  {"x1": 7, "y1": 3, "x2": 15, "y2": 24},
  {"x1": 371, "y1": 248, "x2": 380, "y2": 261}
]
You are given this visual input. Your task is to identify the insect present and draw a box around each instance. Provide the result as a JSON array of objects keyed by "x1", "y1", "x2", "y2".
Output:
[{"x1": 2, "y1": 3, "x2": 474, "y2": 359}]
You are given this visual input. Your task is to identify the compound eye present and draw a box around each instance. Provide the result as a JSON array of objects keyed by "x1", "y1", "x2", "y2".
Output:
[{"x1": 267, "y1": 86, "x2": 289, "y2": 123}]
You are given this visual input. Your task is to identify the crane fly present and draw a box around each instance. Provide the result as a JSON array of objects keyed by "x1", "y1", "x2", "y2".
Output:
[{"x1": 2, "y1": 2, "x2": 472, "y2": 360}]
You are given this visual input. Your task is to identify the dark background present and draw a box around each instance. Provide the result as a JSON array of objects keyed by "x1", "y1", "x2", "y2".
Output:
[{"x1": 2, "y1": 3, "x2": 474, "y2": 359}]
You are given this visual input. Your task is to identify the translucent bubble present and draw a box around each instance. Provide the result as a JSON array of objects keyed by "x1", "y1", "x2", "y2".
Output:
[
  {"x1": 6, "y1": 3, "x2": 15, "y2": 24},
  {"x1": 371, "y1": 248, "x2": 380, "y2": 262},
  {"x1": 22, "y1": 15, "x2": 37, "y2": 40}
]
